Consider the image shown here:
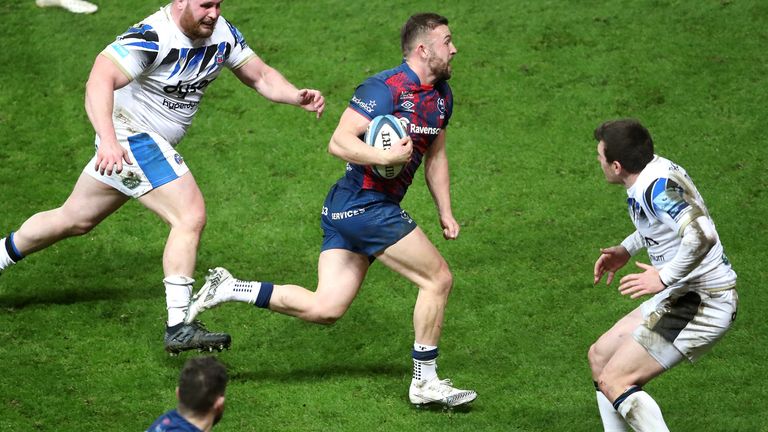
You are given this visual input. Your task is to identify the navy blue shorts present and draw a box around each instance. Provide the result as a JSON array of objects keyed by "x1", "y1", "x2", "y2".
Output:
[{"x1": 320, "y1": 183, "x2": 417, "y2": 257}]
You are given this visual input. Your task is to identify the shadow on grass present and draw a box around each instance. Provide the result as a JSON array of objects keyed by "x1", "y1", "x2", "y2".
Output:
[
  {"x1": 0, "y1": 277, "x2": 158, "y2": 309},
  {"x1": 0, "y1": 290, "x2": 140, "y2": 308},
  {"x1": 228, "y1": 362, "x2": 404, "y2": 383}
]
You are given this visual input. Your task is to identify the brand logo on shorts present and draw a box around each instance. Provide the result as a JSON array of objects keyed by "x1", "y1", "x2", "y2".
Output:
[
  {"x1": 174, "y1": 153, "x2": 184, "y2": 165},
  {"x1": 400, "y1": 210, "x2": 413, "y2": 223},
  {"x1": 121, "y1": 171, "x2": 141, "y2": 190}
]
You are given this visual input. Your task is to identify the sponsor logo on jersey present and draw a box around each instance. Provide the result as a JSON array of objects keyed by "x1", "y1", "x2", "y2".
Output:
[
  {"x1": 351, "y1": 95, "x2": 377, "y2": 113},
  {"x1": 110, "y1": 42, "x2": 130, "y2": 58},
  {"x1": 174, "y1": 153, "x2": 184, "y2": 165},
  {"x1": 162, "y1": 98, "x2": 199, "y2": 111},
  {"x1": 649, "y1": 253, "x2": 666, "y2": 262},
  {"x1": 329, "y1": 207, "x2": 366, "y2": 220},
  {"x1": 401, "y1": 100, "x2": 415, "y2": 112},
  {"x1": 644, "y1": 236, "x2": 660, "y2": 246},
  {"x1": 400, "y1": 91, "x2": 414, "y2": 100},
  {"x1": 409, "y1": 123, "x2": 441, "y2": 135},
  {"x1": 162, "y1": 78, "x2": 216, "y2": 99}
]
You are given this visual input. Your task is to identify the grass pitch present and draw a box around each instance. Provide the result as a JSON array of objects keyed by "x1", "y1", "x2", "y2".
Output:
[{"x1": 1, "y1": 1, "x2": 766, "y2": 431}]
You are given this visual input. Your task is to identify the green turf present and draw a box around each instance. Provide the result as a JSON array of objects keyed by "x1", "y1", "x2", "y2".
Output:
[{"x1": 1, "y1": 1, "x2": 766, "y2": 431}]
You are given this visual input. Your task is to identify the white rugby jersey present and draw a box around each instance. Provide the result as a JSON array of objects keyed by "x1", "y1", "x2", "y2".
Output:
[
  {"x1": 623, "y1": 156, "x2": 736, "y2": 291},
  {"x1": 101, "y1": 5, "x2": 256, "y2": 145}
]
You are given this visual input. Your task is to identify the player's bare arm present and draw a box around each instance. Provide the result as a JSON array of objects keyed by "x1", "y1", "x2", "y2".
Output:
[
  {"x1": 328, "y1": 108, "x2": 412, "y2": 166},
  {"x1": 424, "y1": 130, "x2": 458, "y2": 240},
  {"x1": 593, "y1": 245, "x2": 630, "y2": 285},
  {"x1": 233, "y1": 56, "x2": 325, "y2": 118},
  {"x1": 85, "y1": 54, "x2": 133, "y2": 176}
]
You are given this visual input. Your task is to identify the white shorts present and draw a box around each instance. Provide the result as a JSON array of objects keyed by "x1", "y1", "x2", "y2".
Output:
[
  {"x1": 84, "y1": 126, "x2": 189, "y2": 198},
  {"x1": 634, "y1": 288, "x2": 738, "y2": 369}
]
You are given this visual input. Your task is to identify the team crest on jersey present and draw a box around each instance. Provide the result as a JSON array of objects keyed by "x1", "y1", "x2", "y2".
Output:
[
  {"x1": 437, "y1": 98, "x2": 446, "y2": 113},
  {"x1": 214, "y1": 41, "x2": 226, "y2": 65},
  {"x1": 174, "y1": 153, "x2": 184, "y2": 165}
]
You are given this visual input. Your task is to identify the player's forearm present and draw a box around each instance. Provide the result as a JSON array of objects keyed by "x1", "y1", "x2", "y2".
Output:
[
  {"x1": 425, "y1": 159, "x2": 453, "y2": 217},
  {"x1": 253, "y1": 66, "x2": 301, "y2": 105},
  {"x1": 620, "y1": 231, "x2": 645, "y2": 256},
  {"x1": 84, "y1": 76, "x2": 118, "y2": 145},
  {"x1": 657, "y1": 216, "x2": 717, "y2": 286},
  {"x1": 328, "y1": 130, "x2": 389, "y2": 165}
]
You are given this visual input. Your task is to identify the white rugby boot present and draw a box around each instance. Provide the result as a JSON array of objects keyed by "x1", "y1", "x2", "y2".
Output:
[
  {"x1": 409, "y1": 377, "x2": 477, "y2": 407},
  {"x1": 35, "y1": 0, "x2": 98, "y2": 14},
  {"x1": 185, "y1": 267, "x2": 237, "y2": 324}
]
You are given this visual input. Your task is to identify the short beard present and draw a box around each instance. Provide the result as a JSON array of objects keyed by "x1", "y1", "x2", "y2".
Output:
[
  {"x1": 179, "y1": 8, "x2": 216, "y2": 39},
  {"x1": 428, "y1": 56, "x2": 452, "y2": 81}
]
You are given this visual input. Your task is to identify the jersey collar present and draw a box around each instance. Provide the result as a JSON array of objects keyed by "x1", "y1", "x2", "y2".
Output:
[{"x1": 401, "y1": 60, "x2": 434, "y2": 90}]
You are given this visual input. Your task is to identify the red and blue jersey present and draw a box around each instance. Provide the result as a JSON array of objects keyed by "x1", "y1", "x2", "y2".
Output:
[
  {"x1": 146, "y1": 410, "x2": 202, "y2": 432},
  {"x1": 341, "y1": 61, "x2": 453, "y2": 202}
]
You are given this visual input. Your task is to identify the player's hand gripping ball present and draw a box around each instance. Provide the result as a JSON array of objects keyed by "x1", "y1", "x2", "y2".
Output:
[{"x1": 364, "y1": 114, "x2": 408, "y2": 179}]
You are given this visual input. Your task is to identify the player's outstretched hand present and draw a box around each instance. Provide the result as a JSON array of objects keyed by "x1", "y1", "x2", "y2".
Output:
[
  {"x1": 618, "y1": 262, "x2": 666, "y2": 299},
  {"x1": 593, "y1": 245, "x2": 630, "y2": 286},
  {"x1": 94, "y1": 140, "x2": 132, "y2": 176},
  {"x1": 440, "y1": 214, "x2": 460, "y2": 240},
  {"x1": 297, "y1": 89, "x2": 325, "y2": 119}
]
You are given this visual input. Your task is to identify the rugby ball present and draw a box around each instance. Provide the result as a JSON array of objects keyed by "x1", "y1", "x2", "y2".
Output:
[{"x1": 363, "y1": 114, "x2": 408, "y2": 179}]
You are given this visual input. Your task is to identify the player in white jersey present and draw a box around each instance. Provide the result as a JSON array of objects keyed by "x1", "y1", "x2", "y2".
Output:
[
  {"x1": 0, "y1": 0, "x2": 325, "y2": 354},
  {"x1": 588, "y1": 119, "x2": 738, "y2": 431}
]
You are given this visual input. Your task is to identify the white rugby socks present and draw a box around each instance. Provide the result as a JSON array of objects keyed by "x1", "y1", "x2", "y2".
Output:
[
  {"x1": 164, "y1": 275, "x2": 194, "y2": 327},
  {"x1": 412, "y1": 343, "x2": 439, "y2": 382},
  {"x1": 224, "y1": 278, "x2": 262, "y2": 304},
  {"x1": 595, "y1": 384, "x2": 628, "y2": 431},
  {"x1": 614, "y1": 386, "x2": 670, "y2": 432},
  {"x1": 1, "y1": 234, "x2": 24, "y2": 272}
]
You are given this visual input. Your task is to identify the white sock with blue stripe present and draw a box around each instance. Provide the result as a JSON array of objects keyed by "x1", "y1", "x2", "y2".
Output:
[
  {"x1": 594, "y1": 382, "x2": 628, "y2": 431},
  {"x1": 1, "y1": 233, "x2": 25, "y2": 271}
]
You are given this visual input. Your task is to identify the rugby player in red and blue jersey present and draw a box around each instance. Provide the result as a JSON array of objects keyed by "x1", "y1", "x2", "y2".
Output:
[
  {"x1": 147, "y1": 357, "x2": 227, "y2": 432},
  {"x1": 187, "y1": 13, "x2": 476, "y2": 407}
]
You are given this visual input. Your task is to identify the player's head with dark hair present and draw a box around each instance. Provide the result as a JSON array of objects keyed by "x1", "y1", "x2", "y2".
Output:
[
  {"x1": 594, "y1": 119, "x2": 654, "y2": 174},
  {"x1": 401, "y1": 13, "x2": 450, "y2": 57},
  {"x1": 177, "y1": 356, "x2": 228, "y2": 421}
]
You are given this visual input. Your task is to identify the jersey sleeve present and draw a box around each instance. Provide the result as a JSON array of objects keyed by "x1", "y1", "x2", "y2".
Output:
[
  {"x1": 644, "y1": 177, "x2": 705, "y2": 236},
  {"x1": 101, "y1": 23, "x2": 160, "y2": 80},
  {"x1": 222, "y1": 19, "x2": 256, "y2": 70},
  {"x1": 348, "y1": 78, "x2": 394, "y2": 120}
]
